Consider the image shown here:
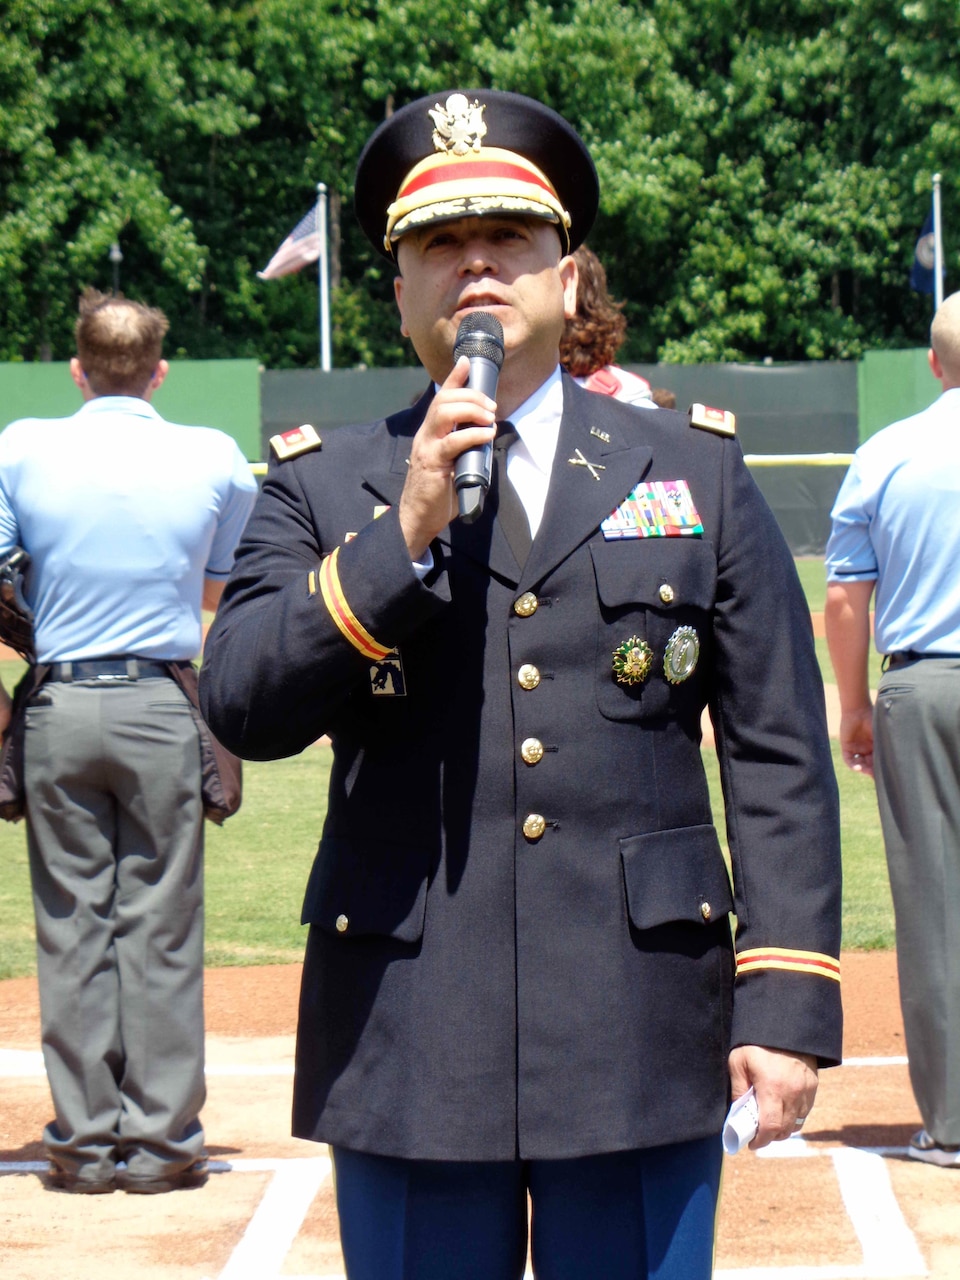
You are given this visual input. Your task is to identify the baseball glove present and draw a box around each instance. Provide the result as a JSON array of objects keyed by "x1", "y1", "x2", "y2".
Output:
[{"x1": 0, "y1": 548, "x2": 35, "y2": 663}]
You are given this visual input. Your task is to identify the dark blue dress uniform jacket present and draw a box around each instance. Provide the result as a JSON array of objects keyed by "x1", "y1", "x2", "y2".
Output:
[{"x1": 200, "y1": 375, "x2": 842, "y2": 1162}]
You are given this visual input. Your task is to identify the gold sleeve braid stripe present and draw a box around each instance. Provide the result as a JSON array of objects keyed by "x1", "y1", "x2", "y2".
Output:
[
  {"x1": 736, "y1": 948, "x2": 841, "y2": 982},
  {"x1": 318, "y1": 547, "x2": 393, "y2": 661}
]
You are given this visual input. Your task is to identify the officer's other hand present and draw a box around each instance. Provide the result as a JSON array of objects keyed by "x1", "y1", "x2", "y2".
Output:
[
  {"x1": 839, "y1": 708, "x2": 874, "y2": 778},
  {"x1": 398, "y1": 356, "x2": 496, "y2": 561},
  {"x1": 728, "y1": 1044, "x2": 818, "y2": 1149}
]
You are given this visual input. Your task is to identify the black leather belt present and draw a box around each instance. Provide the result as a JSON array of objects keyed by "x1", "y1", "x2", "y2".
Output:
[
  {"x1": 886, "y1": 650, "x2": 960, "y2": 669},
  {"x1": 46, "y1": 657, "x2": 172, "y2": 683}
]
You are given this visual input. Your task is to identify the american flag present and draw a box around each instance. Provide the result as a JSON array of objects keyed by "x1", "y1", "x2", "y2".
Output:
[{"x1": 257, "y1": 203, "x2": 321, "y2": 280}]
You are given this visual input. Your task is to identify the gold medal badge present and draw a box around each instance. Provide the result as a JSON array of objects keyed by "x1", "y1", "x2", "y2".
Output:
[
  {"x1": 664, "y1": 626, "x2": 700, "y2": 684},
  {"x1": 612, "y1": 636, "x2": 654, "y2": 685}
]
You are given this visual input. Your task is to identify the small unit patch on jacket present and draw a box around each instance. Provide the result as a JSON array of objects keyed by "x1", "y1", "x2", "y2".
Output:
[
  {"x1": 370, "y1": 651, "x2": 406, "y2": 696},
  {"x1": 270, "y1": 423, "x2": 323, "y2": 461},
  {"x1": 689, "y1": 403, "x2": 736, "y2": 437}
]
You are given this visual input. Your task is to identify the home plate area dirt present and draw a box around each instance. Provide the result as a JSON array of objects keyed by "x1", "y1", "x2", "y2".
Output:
[{"x1": 3, "y1": 952, "x2": 960, "y2": 1280}]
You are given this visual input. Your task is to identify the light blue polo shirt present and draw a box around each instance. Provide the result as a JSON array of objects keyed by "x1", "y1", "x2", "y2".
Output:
[
  {"x1": 0, "y1": 396, "x2": 258, "y2": 662},
  {"x1": 825, "y1": 387, "x2": 960, "y2": 654}
]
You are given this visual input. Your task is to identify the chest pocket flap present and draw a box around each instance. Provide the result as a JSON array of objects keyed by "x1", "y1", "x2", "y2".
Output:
[{"x1": 591, "y1": 536, "x2": 716, "y2": 611}]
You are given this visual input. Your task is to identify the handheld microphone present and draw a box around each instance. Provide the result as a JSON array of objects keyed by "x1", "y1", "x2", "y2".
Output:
[{"x1": 452, "y1": 312, "x2": 505, "y2": 522}]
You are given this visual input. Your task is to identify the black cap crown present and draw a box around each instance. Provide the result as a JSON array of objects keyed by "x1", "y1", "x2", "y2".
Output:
[{"x1": 354, "y1": 89, "x2": 599, "y2": 259}]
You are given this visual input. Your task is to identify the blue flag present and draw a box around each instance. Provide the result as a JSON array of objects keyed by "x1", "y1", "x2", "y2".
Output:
[{"x1": 910, "y1": 210, "x2": 938, "y2": 294}]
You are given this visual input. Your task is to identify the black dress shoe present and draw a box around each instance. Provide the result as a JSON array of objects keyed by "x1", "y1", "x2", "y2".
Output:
[
  {"x1": 116, "y1": 1155, "x2": 209, "y2": 1194},
  {"x1": 46, "y1": 1160, "x2": 115, "y2": 1194}
]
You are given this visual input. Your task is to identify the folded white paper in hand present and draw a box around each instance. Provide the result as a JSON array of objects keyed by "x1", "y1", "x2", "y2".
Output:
[{"x1": 722, "y1": 1085, "x2": 759, "y2": 1155}]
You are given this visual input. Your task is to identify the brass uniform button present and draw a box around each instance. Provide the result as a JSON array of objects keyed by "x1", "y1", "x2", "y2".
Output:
[
  {"x1": 700, "y1": 902, "x2": 712, "y2": 922},
  {"x1": 514, "y1": 592, "x2": 539, "y2": 617},
  {"x1": 520, "y1": 737, "x2": 544, "y2": 765},
  {"x1": 659, "y1": 583, "x2": 676, "y2": 604},
  {"x1": 335, "y1": 914, "x2": 349, "y2": 933},
  {"x1": 517, "y1": 664, "x2": 541, "y2": 690},
  {"x1": 522, "y1": 813, "x2": 547, "y2": 840}
]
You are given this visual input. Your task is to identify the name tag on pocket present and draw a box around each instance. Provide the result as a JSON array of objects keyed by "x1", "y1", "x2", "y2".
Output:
[{"x1": 601, "y1": 479, "x2": 704, "y2": 539}]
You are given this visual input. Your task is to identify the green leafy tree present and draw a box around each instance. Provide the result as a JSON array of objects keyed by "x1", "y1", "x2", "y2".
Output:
[
  {"x1": 1, "y1": 0, "x2": 958, "y2": 368},
  {"x1": 0, "y1": 0, "x2": 256, "y2": 360},
  {"x1": 646, "y1": 0, "x2": 957, "y2": 360}
]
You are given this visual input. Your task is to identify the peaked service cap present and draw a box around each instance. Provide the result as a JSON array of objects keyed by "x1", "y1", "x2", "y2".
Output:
[{"x1": 354, "y1": 88, "x2": 599, "y2": 259}]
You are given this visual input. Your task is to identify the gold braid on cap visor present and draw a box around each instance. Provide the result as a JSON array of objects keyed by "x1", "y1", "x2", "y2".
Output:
[{"x1": 384, "y1": 148, "x2": 572, "y2": 252}]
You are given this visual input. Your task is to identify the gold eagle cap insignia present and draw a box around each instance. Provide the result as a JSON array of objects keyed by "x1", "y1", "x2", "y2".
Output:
[{"x1": 429, "y1": 94, "x2": 487, "y2": 155}]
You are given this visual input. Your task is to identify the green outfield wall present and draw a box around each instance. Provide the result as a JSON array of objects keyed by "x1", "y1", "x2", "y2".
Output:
[
  {"x1": 857, "y1": 348, "x2": 938, "y2": 443},
  {"x1": 0, "y1": 349, "x2": 943, "y2": 554},
  {"x1": 0, "y1": 359, "x2": 261, "y2": 461}
]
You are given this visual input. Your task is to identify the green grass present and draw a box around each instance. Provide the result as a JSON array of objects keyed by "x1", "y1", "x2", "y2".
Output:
[
  {"x1": 0, "y1": 820, "x2": 35, "y2": 980},
  {"x1": 0, "y1": 747, "x2": 331, "y2": 980},
  {"x1": 828, "y1": 743, "x2": 896, "y2": 949},
  {"x1": 1, "y1": 657, "x2": 28, "y2": 693},
  {"x1": 794, "y1": 556, "x2": 828, "y2": 614},
  {"x1": 1, "y1": 736, "x2": 893, "y2": 980},
  {"x1": 203, "y1": 746, "x2": 330, "y2": 968},
  {"x1": 701, "y1": 741, "x2": 893, "y2": 951}
]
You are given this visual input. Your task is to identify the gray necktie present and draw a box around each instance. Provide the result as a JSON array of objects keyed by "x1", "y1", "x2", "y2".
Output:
[{"x1": 493, "y1": 422, "x2": 532, "y2": 566}]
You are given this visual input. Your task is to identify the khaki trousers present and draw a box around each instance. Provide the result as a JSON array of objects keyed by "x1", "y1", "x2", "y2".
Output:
[
  {"x1": 874, "y1": 656, "x2": 960, "y2": 1146},
  {"x1": 25, "y1": 675, "x2": 205, "y2": 1180}
]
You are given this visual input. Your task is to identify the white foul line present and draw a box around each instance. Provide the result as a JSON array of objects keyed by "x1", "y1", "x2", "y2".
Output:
[
  {"x1": 0, "y1": 1149, "x2": 930, "y2": 1280},
  {"x1": 842, "y1": 1057, "x2": 909, "y2": 1068},
  {"x1": 832, "y1": 1147, "x2": 927, "y2": 1277},
  {"x1": 0, "y1": 1134, "x2": 930, "y2": 1280},
  {"x1": 215, "y1": 1156, "x2": 332, "y2": 1280},
  {"x1": 716, "y1": 1268, "x2": 914, "y2": 1279}
]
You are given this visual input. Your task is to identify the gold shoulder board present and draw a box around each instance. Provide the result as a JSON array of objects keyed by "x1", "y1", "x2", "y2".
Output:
[
  {"x1": 689, "y1": 403, "x2": 736, "y2": 437},
  {"x1": 270, "y1": 423, "x2": 322, "y2": 461}
]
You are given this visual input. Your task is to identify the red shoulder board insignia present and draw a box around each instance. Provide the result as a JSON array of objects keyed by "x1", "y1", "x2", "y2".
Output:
[
  {"x1": 270, "y1": 423, "x2": 322, "y2": 461},
  {"x1": 689, "y1": 403, "x2": 736, "y2": 436}
]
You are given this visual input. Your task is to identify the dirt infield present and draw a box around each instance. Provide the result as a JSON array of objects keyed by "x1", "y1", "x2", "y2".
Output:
[{"x1": 3, "y1": 953, "x2": 960, "y2": 1279}]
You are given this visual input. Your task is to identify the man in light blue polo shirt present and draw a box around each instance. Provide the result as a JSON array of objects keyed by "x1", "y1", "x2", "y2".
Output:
[
  {"x1": 825, "y1": 288, "x2": 960, "y2": 1168},
  {"x1": 0, "y1": 289, "x2": 257, "y2": 1193}
]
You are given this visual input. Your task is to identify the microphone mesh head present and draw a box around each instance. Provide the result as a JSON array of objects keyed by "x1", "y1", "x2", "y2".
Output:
[{"x1": 454, "y1": 312, "x2": 505, "y2": 369}]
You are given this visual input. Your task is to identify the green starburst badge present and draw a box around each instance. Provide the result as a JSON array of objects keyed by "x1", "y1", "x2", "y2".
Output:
[{"x1": 612, "y1": 636, "x2": 654, "y2": 685}]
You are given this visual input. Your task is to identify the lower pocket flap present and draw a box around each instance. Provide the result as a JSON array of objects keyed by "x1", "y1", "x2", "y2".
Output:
[
  {"x1": 620, "y1": 824, "x2": 733, "y2": 930},
  {"x1": 301, "y1": 837, "x2": 429, "y2": 943}
]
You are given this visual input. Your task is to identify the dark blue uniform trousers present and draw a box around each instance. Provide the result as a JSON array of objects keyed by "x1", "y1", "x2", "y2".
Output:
[{"x1": 333, "y1": 1135, "x2": 723, "y2": 1280}]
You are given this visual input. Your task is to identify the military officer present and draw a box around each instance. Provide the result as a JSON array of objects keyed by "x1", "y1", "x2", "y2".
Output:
[{"x1": 200, "y1": 89, "x2": 842, "y2": 1280}]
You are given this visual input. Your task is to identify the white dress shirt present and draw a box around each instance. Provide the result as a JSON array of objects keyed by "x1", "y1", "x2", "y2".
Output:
[
  {"x1": 414, "y1": 366, "x2": 565, "y2": 573},
  {"x1": 501, "y1": 365, "x2": 564, "y2": 538}
]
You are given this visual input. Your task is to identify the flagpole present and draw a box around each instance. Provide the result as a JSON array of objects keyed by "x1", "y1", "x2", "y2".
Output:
[
  {"x1": 317, "y1": 182, "x2": 332, "y2": 371},
  {"x1": 932, "y1": 172, "x2": 944, "y2": 312}
]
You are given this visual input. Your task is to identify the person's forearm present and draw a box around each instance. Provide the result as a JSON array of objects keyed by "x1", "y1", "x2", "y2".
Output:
[
  {"x1": 202, "y1": 577, "x2": 225, "y2": 614},
  {"x1": 824, "y1": 580, "x2": 875, "y2": 710}
]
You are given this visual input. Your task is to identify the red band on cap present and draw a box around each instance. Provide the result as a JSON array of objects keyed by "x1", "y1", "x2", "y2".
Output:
[{"x1": 400, "y1": 158, "x2": 556, "y2": 200}]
